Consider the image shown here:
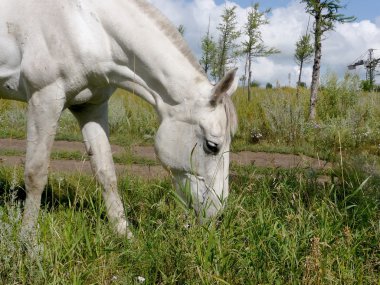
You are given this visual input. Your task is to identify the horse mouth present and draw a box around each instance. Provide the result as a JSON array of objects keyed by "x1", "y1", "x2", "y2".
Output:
[{"x1": 171, "y1": 171, "x2": 224, "y2": 220}]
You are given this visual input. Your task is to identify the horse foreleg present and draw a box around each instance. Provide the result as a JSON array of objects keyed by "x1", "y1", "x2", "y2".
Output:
[
  {"x1": 21, "y1": 85, "x2": 65, "y2": 242},
  {"x1": 70, "y1": 101, "x2": 132, "y2": 238}
]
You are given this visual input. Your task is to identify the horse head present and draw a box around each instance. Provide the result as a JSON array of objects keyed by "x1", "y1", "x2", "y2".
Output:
[{"x1": 154, "y1": 69, "x2": 238, "y2": 221}]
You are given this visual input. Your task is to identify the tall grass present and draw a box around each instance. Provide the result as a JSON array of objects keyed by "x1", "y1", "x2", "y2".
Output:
[
  {"x1": 0, "y1": 162, "x2": 379, "y2": 284},
  {"x1": 0, "y1": 89, "x2": 157, "y2": 146},
  {"x1": 109, "y1": 89, "x2": 158, "y2": 146},
  {"x1": 233, "y1": 73, "x2": 380, "y2": 161},
  {"x1": 0, "y1": 100, "x2": 27, "y2": 139},
  {"x1": 1, "y1": 73, "x2": 380, "y2": 158}
]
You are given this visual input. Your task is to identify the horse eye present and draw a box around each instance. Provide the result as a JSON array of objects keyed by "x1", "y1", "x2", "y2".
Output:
[{"x1": 204, "y1": 140, "x2": 219, "y2": 154}]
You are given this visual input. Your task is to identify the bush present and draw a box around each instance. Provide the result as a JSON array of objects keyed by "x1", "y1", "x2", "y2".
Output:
[
  {"x1": 250, "y1": 81, "x2": 260, "y2": 88},
  {"x1": 297, "y1": 81, "x2": 307, "y2": 88},
  {"x1": 318, "y1": 73, "x2": 360, "y2": 120}
]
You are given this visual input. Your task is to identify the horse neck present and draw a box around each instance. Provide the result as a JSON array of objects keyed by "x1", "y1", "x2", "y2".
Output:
[{"x1": 97, "y1": 0, "x2": 211, "y2": 105}]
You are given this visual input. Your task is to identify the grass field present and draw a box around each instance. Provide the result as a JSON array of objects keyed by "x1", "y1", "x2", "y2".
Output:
[{"x1": 0, "y1": 73, "x2": 379, "y2": 284}]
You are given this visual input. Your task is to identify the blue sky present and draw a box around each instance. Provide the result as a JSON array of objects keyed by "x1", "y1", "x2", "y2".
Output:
[
  {"x1": 151, "y1": 0, "x2": 380, "y2": 86},
  {"x1": 214, "y1": 0, "x2": 380, "y2": 22}
]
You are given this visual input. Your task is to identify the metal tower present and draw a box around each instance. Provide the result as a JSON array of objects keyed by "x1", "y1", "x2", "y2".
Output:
[{"x1": 348, "y1": 49, "x2": 380, "y2": 90}]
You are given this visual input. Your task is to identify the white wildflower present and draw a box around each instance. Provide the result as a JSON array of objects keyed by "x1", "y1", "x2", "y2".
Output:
[{"x1": 136, "y1": 276, "x2": 146, "y2": 283}]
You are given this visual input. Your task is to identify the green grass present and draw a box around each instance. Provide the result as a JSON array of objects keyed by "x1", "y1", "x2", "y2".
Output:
[
  {"x1": 2, "y1": 73, "x2": 380, "y2": 159},
  {"x1": 233, "y1": 74, "x2": 380, "y2": 161},
  {"x1": 0, "y1": 89, "x2": 158, "y2": 146},
  {"x1": 0, "y1": 160, "x2": 379, "y2": 284},
  {"x1": 1, "y1": 72, "x2": 380, "y2": 283}
]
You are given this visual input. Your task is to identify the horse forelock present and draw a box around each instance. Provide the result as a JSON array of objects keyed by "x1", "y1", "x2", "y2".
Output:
[
  {"x1": 224, "y1": 96, "x2": 238, "y2": 139},
  {"x1": 134, "y1": 0, "x2": 205, "y2": 75}
]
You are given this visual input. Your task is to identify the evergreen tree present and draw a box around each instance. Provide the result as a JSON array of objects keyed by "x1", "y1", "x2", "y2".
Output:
[
  {"x1": 294, "y1": 31, "x2": 314, "y2": 98},
  {"x1": 200, "y1": 18, "x2": 217, "y2": 76},
  {"x1": 215, "y1": 6, "x2": 241, "y2": 80},
  {"x1": 241, "y1": 3, "x2": 279, "y2": 101},
  {"x1": 301, "y1": 0, "x2": 355, "y2": 121}
]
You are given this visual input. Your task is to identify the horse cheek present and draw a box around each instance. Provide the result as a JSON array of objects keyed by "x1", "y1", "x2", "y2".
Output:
[{"x1": 155, "y1": 120, "x2": 196, "y2": 172}]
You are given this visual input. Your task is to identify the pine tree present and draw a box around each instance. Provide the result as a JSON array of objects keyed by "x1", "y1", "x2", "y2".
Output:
[
  {"x1": 241, "y1": 3, "x2": 279, "y2": 101},
  {"x1": 301, "y1": 0, "x2": 355, "y2": 121},
  {"x1": 294, "y1": 30, "x2": 314, "y2": 98},
  {"x1": 215, "y1": 6, "x2": 241, "y2": 80},
  {"x1": 200, "y1": 18, "x2": 217, "y2": 76}
]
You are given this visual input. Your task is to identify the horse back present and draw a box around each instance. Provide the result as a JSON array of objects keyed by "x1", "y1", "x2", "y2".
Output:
[{"x1": 0, "y1": 0, "x2": 113, "y2": 100}]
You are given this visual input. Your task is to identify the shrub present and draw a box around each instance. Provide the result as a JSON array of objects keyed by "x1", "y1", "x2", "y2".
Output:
[{"x1": 318, "y1": 72, "x2": 360, "y2": 120}]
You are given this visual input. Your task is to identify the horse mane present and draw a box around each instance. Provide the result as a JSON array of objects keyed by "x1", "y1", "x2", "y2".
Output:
[
  {"x1": 134, "y1": 0, "x2": 205, "y2": 75},
  {"x1": 134, "y1": 0, "x2": 238, "y2": 138}
]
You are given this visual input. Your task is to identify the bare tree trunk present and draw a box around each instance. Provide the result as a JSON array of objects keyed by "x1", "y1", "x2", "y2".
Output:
[
  {"x1": 248, "y1": 53, "x2": 252, "y2": 101},
  {"x1": 296, "y1": 60, "x2": 304, "y2": 99},
  {"x1": 218, "y1": 42, "x2": 227, "y2": 80},
  {"x1": 243, "y1": 53, "x2": 248, "y2": 95},
  {"x1": 309, "y1": 17, "x2": 322, "y2": 122}
]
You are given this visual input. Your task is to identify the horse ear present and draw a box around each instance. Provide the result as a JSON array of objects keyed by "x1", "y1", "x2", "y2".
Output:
[{"x1": 211, "y1": 68, "x2": 238, "y2": 105}]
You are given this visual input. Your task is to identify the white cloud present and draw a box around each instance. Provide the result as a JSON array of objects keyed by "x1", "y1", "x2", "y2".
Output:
[
  {"x1": 261, "y1": 1, "x2": 310, "y2": 55},
  {"x1": 324, "y1": 20, "x2": 380, "y2": 65},
  {"x1": 148, "y1": 0, "x2": 380, "y2": 87}
]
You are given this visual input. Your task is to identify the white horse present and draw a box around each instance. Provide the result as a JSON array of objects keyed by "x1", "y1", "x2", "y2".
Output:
[{"x1": 0, "y1": 0, "x2": 238, "y2": 238}]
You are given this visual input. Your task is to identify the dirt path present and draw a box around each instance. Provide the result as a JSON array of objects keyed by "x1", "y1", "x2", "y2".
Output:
[{"x1": 0, "y1": 138, "x2": 332, "y2": 180}]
